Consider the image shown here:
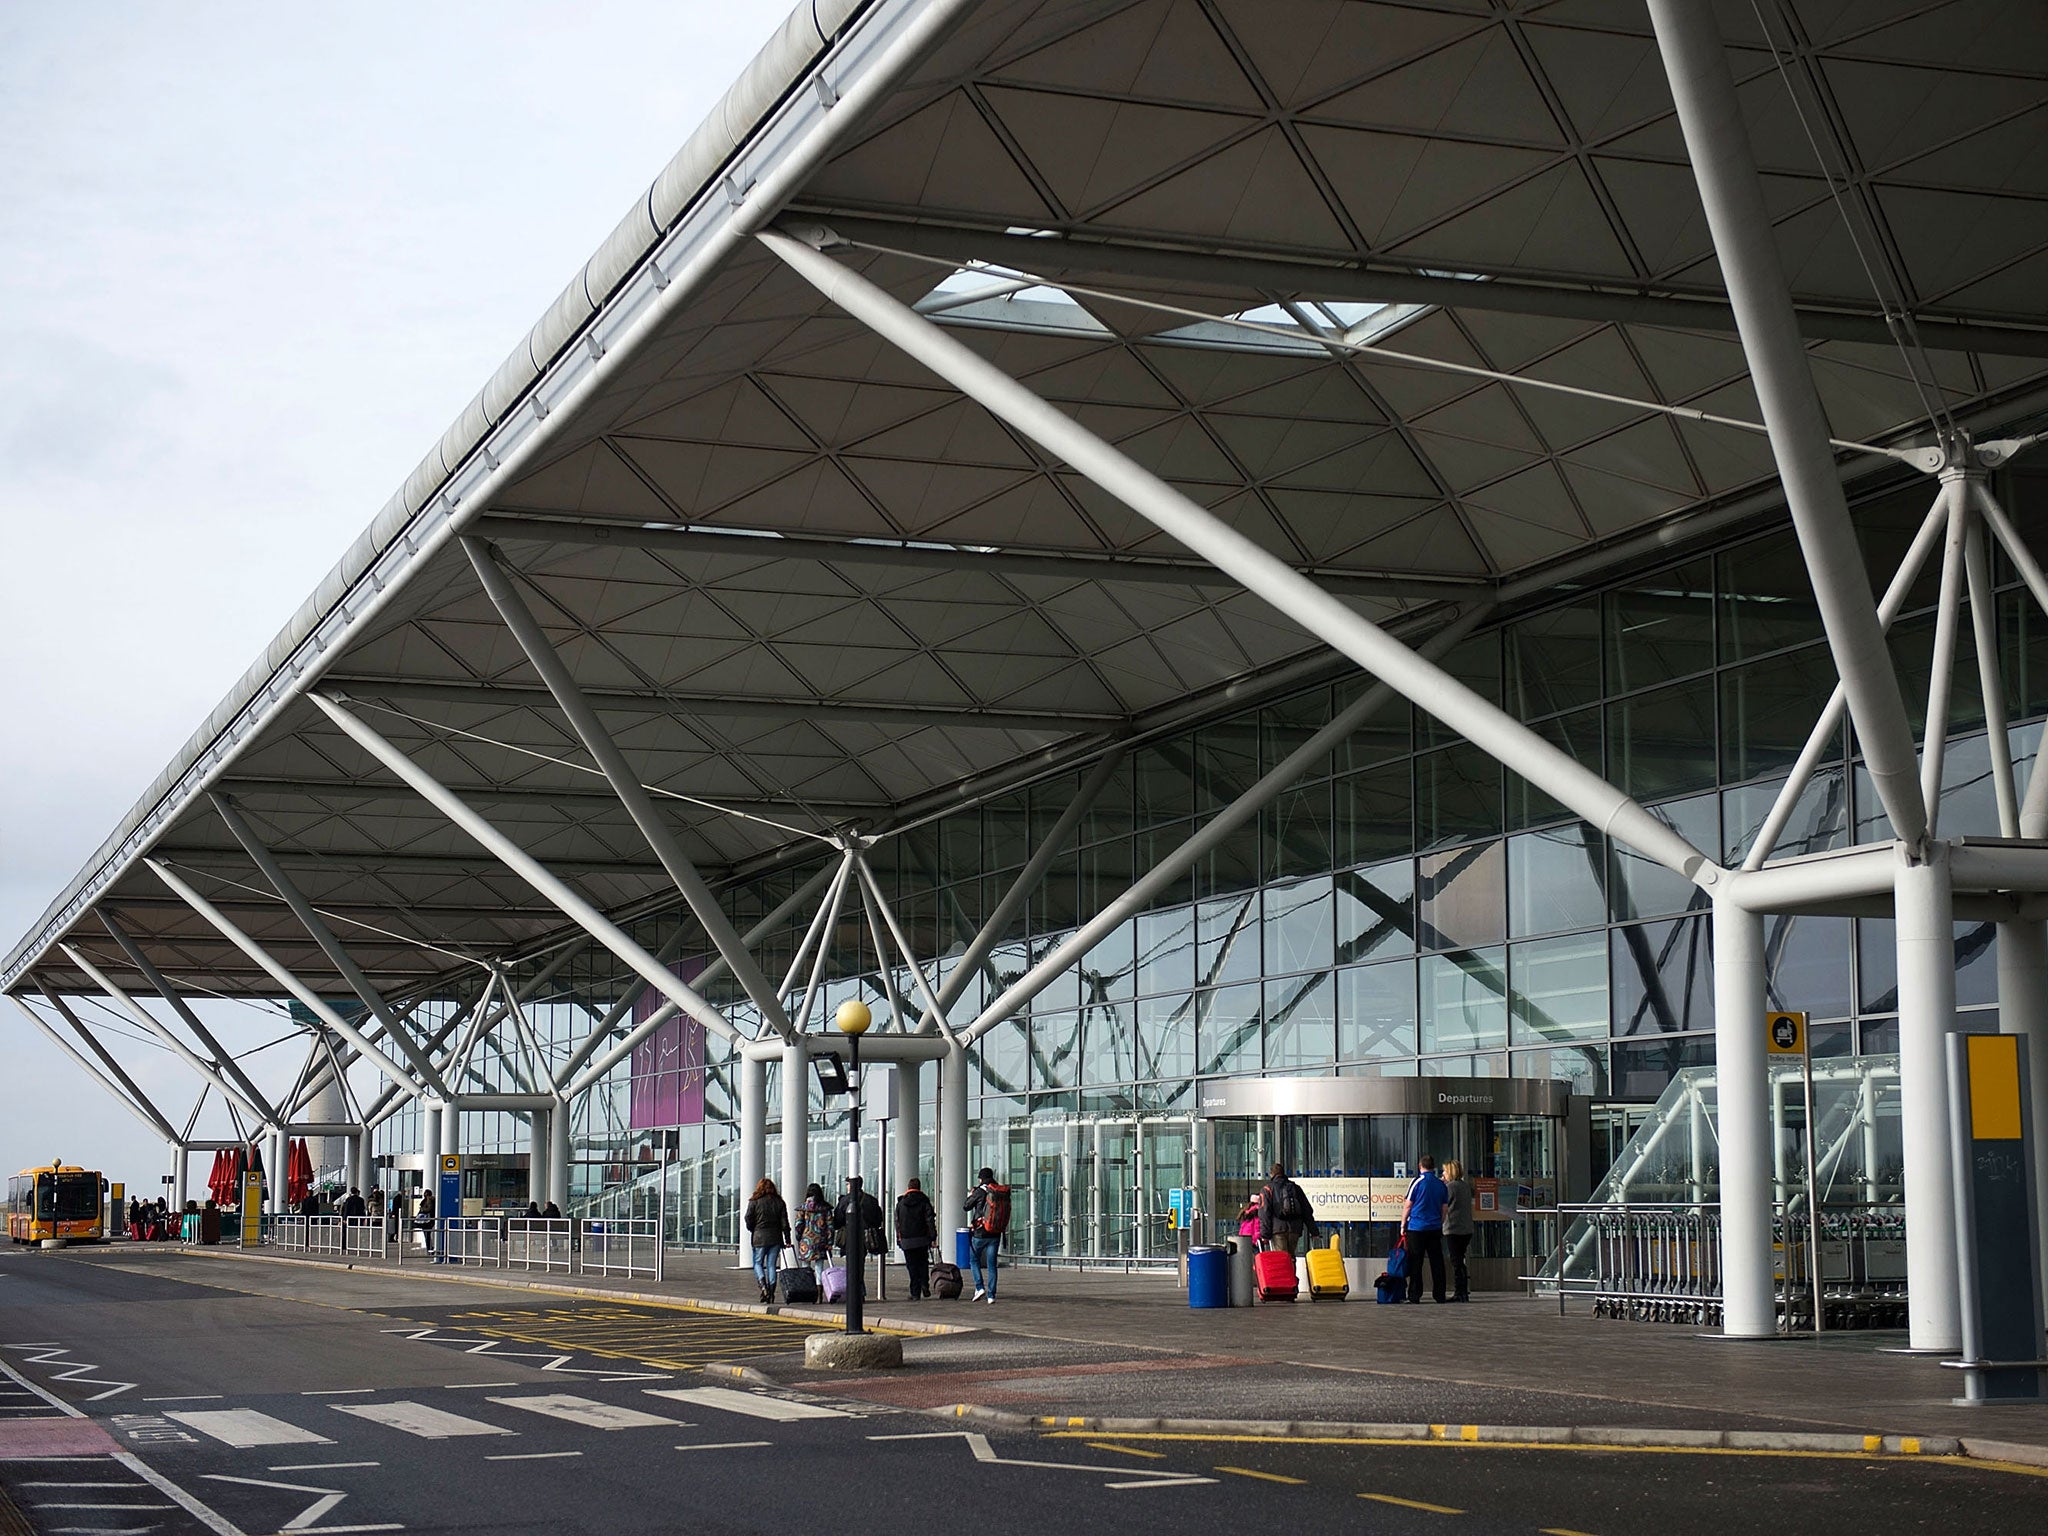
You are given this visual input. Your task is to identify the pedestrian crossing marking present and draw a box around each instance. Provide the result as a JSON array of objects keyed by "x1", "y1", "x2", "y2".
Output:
[
  {"x1": 487, "y1": 1394, "x2": 681, "y2": 1431},
  {"x1": 334, "y1": 1401, "x2": 514, "y2": 1439},
  {"x1": 164, "y1": 1408, "x2": 333, "y2": 1448},
  {"x1": 647, "y1": 1387, "x2": 850, "y2": 1422}
]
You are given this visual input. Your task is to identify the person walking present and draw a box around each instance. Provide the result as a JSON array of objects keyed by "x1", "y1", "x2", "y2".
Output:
[
  {"x1": 833, "y1": 1180, "x2": 885, "y2": 1271},
  {"x1": 1258, "y1": 1163, "x2": 1317, "y2": 1256},
  {"x1": 743, "y1": 1177, "x2": 790, "y2": 1303},
  {"x1": 1442, "y1": 1159, "x2": 1475, "y2": 1302},
  {"x1": 794, "y1": 1182, "x2": 833, "y2": 1276},
  {"x1": 963, "y1": 1167, "x2": 1011, "y2": 1304},
  {"x1": 1402, "y1": 1156, "x2": 1450, "y2": 1304},
  {"x1": 894, "y1": 1177, "x2": 939, "y2": 1300},
  {"x1": 340, "y1": 1186, "x2": 366, "y2": 1221}
]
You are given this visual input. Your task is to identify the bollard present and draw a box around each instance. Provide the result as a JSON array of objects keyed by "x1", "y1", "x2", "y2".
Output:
[{"x1": 1226, "y1": 1235, "x2": 1258, "y2": 1307}]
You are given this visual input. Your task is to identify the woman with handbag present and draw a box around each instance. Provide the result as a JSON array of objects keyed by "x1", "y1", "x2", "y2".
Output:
[{"x1": 743, "y1": 1177, "x2": 790, "y2": 1303}]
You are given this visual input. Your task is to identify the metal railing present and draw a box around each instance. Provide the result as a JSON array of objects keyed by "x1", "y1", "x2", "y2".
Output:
[
  {"x1": 579, "y1": 1218, "x2": 663, "y2": 1281},
  {"x1": 272, "y1": 1215, "x2": 309, "y2": 1252},
  {"x1": 343, "y1": 1217, "x2": 384, "y2": 1259},
  {"x1": 306, "y1": 1216, "x2": 345, "y2": 1256},
  {"x1": 1531, "y1": 1201, "x2": 1910, "y2": 1330},
  {"x1": 504, "y1": 1218, "x2": 574, "y2": 1273},
  {"x1": 440, "y1": 1217, "x2": 501, "y2": 1268}
]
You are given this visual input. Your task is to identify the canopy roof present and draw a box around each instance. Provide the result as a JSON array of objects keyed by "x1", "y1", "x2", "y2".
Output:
[{"x1": 14, "y1": 0, "x2": 2048, "y2": 1001}]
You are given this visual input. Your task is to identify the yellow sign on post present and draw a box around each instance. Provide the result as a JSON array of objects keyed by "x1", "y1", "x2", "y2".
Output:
[{"x1": 1766, "y1": 1010, "x2": 1809, "y2": 1056}]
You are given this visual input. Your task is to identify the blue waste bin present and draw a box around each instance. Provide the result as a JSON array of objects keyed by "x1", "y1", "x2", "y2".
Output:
[
  {"x1": 1188, "y1": 1244, "x2": 1228, "y2": 1308},
  {"x1": 955, "y1": 1227, "x2": 972, "y2": 1267}
]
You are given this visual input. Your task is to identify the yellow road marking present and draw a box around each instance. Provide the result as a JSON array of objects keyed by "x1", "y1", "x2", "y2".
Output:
[
  {"x1": 1087, "y1": 1442, "x2": 1166, "y2": 1459},
  {"x1": 1541, "y1": 1528, "x2": 1599, "y2": 1535},
  {"x1": 1361, "y1": 1492, "x2": 1465, "y2": 1514},
  {"x1": 1216, "y1": 1465, "x2": 1306, "y2": 1485}
]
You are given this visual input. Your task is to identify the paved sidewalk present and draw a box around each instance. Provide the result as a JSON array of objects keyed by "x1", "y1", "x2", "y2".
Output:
[{"x1": 106, "y1": 1240, "x2": 2048, "y2": 1454}]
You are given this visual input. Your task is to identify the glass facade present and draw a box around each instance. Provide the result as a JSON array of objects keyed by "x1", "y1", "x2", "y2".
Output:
[{"x1": 377, "y1": 470, "x2": 2045, "y2": 1254}]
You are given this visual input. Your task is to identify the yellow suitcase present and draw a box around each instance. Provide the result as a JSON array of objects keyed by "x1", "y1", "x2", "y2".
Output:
[{"x1": 1306, "y1": 1235, "x2": 1349, "y2": 1300}]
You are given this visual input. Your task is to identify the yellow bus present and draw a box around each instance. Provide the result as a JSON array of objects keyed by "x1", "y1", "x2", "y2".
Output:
[{"x1": 5, "y1": 1162, "x2": 108, "y2": 1244}]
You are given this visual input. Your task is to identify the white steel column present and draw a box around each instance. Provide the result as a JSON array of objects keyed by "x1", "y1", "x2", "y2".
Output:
[
  {"x1": 894, "y1": 1060, "x2": 922, "y2": 1196},
  {"x1": 463, "y1": 537, "x2": 795, "y2": 1042},
  {"x1": 1647, "y1": 0, "x2": 1926, "y2": 846},
  {"x1": 357, "y1": 1129, "x2": 375, "y2": 1199},
  {"x1": 421, "y1": 1101, "x2": 443, "y2": 1182},
  {"x1": 1997, "y1": 916, "x2": 2048, "y2": 1315},
  {"x1": 174, "y1": 1152, "x2": 188, "y2": 1214},
  {"x1": 781, "y1": 1038, "x2": 810, "y2": 1202},
  {"x1": 763, "y1": 229, "x2": 1718, "y2": 888},
  {"x1": 1713, "y1": 894, "x2": 1776, "y2": 1337},
  {"x1": 528, "y1": 1109, "x2": 548, "y2": 1207},
  {"x1": 940, "y1": 1040, "x2": 970, "y2": 1249},
  {"x1": 311, "y1": 693, "x2": 740, "y2": 1050},
  {"x1": 739, "y1": 1053, "x2": 768, "y2": 1261},
  {"x1": 1895, "y1": 845, "x2": 1962, "y2": 1351},
  {"x1": 441, "y1": 1099, "x2": 461, "y2": 1161},
  {"x1": 268, "y1": 1127, "x2": 286, "y2": 1216},
  {"x1": 549, "y1": 1098, "x2": 572, "y2": 1212}
]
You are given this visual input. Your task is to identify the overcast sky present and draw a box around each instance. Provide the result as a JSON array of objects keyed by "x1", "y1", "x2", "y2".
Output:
[{"x1": 0, "y1": 3, "x2": 793, "y2": 1193}]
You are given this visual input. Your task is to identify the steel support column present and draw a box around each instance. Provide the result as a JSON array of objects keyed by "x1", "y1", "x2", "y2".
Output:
[
  {"x1": 1895, "y1": 845, "x2": 1962, "y2": 1351},
  {"x1": 1647, "y1": 0, "x2": 1926, "y2": 846},
  {"x1": 464, "y1": 537, "x2": 795, "y2": 1042},
  {"x1": 311, "y1": 692, "x2": 740, "y2": 1048},
  {"x1": 549, "y1": 1098, "x2": 572, "y2": 1212},
  {"x1": 421, "y1": 1101, "x2": 443, "y2": 1182},
  {"x1": 894, "y1": 1059, "x2": 922, "y2": 1198},
  {"x1": 782, "y1": 1038, "x2": 810, "y2": 1207},
  {"x1": 739, "y1": 1053, "x2": 768, "y2": 1262},
  {"x1": 940, "y1": 1040, "x2": 970, "y2": 1249},
  {"x1": 528, "y1": 1108, "x2": 548, "y2": 1208},
  {"x1": 1713, "y1": 894, "x2": 1776, "y2": 1337}
]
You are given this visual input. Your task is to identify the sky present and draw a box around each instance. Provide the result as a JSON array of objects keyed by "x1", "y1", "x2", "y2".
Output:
[{"x1": 0, "y1": 2, "x2": 797, "y2": 1195}]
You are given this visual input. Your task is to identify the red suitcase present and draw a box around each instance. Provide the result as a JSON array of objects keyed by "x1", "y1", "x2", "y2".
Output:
[{"x1": 1255, "y1": 1248, "x2": 1298, "y2": 1302}]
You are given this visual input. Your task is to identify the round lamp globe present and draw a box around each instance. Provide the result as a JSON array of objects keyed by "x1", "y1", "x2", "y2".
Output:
[{"x1": 834, "y1": 999, "x2": 873, "y2": 1037}]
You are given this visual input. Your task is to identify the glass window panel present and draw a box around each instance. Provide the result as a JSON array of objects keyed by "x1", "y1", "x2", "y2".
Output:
[
  {"x1": 1194, "y1": 818, "x2": 1261, "y2": 900},
  {"x1": 1858, "y1": 919, "x2": 1998, "y2": 1012},
  {"x1": 1135, "y1": 906, "x2": 1196, "y2": 998},
  {"x1": 1264, "y1": 876, "x2": 1334, "y2": 975},
  {"x1": 1508, "y1": 825, "x2": 1605, "y2": 938},
  {"x1": 1339, "y1": 960, "x2": 1417, "y2": 1061},
  {"x1": 1937, "y1": 733, "x2": 2006, "y2": 841},
  {"x1": 985, "y1": 793, "x2": 1030, "y2": 870},
  {"x1": 1417, "y1": 741, "x2": 1502, "y2": 845},
  {"x1": 1029, "y1": 773, "x2": 1080, "y2": 853},
  {"x1": 2001, "y1": 588, "x2": 2048, "y2": 720},
  {"x1": 1079, "y1": 755, "x2": 1136, "y2": 848},
  {"x1": 1082, "y1": 917, "x2": 1135, "y2": 1005},
  {"x1": 1196, "y1": 893, "x2": 1263, "y2": 989},
  {"x1": 1720, "y1": 645, "x2": 1841, "y2": 783},
  {"x1": 1718, "y1": 529, "x2": 1823, "y2": 661},
  {"x1": 1079, "y1": 838, "x2": 1133, "y2": 929},
  {"x1": 1134, "y1": 823, "x2": 1197, "y2": 911},
  {"x1": 1612, "y1": 1036, "x2": 1714, "y2": 1098},
  {"x1": 1510, "y1": 932, "x2": 1608, "y2": 1045},
  {"x1": 1512, "y1": 1045, "x2": 1609, "y2": 1095},
  {"x1": 1891, "y1": 608, "x2": 1985, "y2": 738},
  {"x1": 1607, "y1": 557, "x2": 1714, "y2": 690},
  {"x1": 1266, "y1": 971, "x2": 1336, "y2": 1071},
  {"x1": 1420, "y1": 1052, "x2": 1507, "y2": 1077},
  {"x1": 1136, "y1": 992, "x2": 1197, "y2": 1081},
  {"x1": 1333, "y1": 678, "x2": 1411, "y2": 771},
  {"x1": 1419, "y1": 948, "x2": 1508, "y2": 1052},
  {"x1": 1336, "y1": 760, "x2": 1413, "y2": 865},
  {"x1": 1609, "y1": 675, "x2": 1717, "y2": 800},
  {"x1": 1611, "y1": 915, "x2": 1713, "y2": 1035},
  {"x1": 1262, "y1": 689, "x2": 1332, "y2": 778},
  {"x1": 1610, "y1": 794, "x2": 1717, "y2": 921},
  {"x1": 1763, "y1": 914, "x2": 1851, "y2": 1019},
  {"x1": 1722, "y1": 766, "x2": 1848, "y2": 865},
  {"x1": 1859, "y1": 1017, "x2": 1899, "y2": 1055},
  {"x1": 1958, "y1": 921, "x2": 1999, "y2": 1009},
  {"x1": 973, "y1": 1019, "x2": 1029, "y2": 1113},
  {"x1": 1335, "y1": 856, "x2": 1417, "y2": 964},
  {"x1": 1506, "y1": 598, "x2": 1603, "y2": 719},
  {"x1": 1419, "y1": 635, "x2": 1502, "y2": 747},
  {"x1": 1034, "y1": 847, "x2": 1081, "y2": 935},
  {"x1": 1030, "y1": 1010, "x2": 1080, "y2": 1091},
  {"x1": 1508, "y1": 708, "x2": 1602, "y2": 829},
  {"x1": 1263, "y1": 780, "x2": 1333, "y2": 879},
  {"x1": 1418, "y1": 840, "x2": 1505, "y2": 951},
  {"x1": 1198, "y1": 983, "x2": 1264, "y2": 1076},
  {"x1": 1809, "y1": 1021, "x2": 1854, "y2": 1059},
  {"x1": 1855, "y1": 480, "x2": 1947, "y2": 614},
  {"x1": 1030, "y1": 936, "x2": 1081, "y2": 1012},
  {"x1": 1134, "y1": 741, "x2": 1197, "y2": 828},
  {"x1": 1197, "y1": 718, "x2": 1261, "y2": 814}
]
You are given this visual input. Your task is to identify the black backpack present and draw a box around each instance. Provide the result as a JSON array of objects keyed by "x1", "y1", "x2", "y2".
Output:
[{"x1": 1276, "y1": 1180, "x2": 1308, "y2": 1223}]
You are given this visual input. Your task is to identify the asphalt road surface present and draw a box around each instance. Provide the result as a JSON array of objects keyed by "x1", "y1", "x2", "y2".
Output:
[{"x1": 1, "y1": 1246, "x2": 2042, "y2": 1535}]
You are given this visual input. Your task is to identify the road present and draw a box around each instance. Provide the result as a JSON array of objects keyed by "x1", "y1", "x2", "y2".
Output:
[{"x1": 0, "y1": 1245, "x2": 2041, "y2": 1534}]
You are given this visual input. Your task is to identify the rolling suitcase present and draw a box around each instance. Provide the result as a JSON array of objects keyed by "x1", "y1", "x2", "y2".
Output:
[
  {"x1": 1255, "y1": 1247, "x2": 1298, "y2": 1302},
  {"x1": 1306, "y1": 1235, "x2": 1349, "y2": 1300},
  {"x1": 776, "y1": 1265, "x2": 818, "y2": 1304},
  {"x1": 821, "y1": 1264, "x2": 848, "y2": 1303},
  {"x1": 930, "y1": 1261, "x2": 963, "y2": 1299}
]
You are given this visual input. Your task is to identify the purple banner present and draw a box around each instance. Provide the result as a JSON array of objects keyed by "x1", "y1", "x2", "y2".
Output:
[{"x1": 627, "y1": 959, "x2": 706, "y2": 1129}]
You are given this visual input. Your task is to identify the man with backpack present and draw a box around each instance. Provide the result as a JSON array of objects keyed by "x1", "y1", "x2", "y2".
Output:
[
  {"x1": 1258, "y1": 1162, "x2": 1317, "y2": 1255},
  {"x1": 963, "y1": 1166, "x2": 1011, "y2": 1304}
]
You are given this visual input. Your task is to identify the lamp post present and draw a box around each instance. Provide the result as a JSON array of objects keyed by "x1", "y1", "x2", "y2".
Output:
[{"x1": 836, "y1": 998, "x2": 871, "y2": 1335}]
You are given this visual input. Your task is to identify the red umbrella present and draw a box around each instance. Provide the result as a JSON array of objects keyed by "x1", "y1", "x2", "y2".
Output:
[
  {"x1": 287, "y1": 1139, "x2": 312, "y2": 1205},
  {"x1": 208, "y1": 1150, "x2": 226, "y2": 1204}
]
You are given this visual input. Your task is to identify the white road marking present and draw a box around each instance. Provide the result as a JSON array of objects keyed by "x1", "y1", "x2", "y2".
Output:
[
  {"x1": 868, "y1": 1431, "x2": 1216, "y2": 1490},
  {"x1": 333, "y1": 1401, "x2": 513, "y2": 1439},
  {"x1": 4, "y1": 1342, "x2": 137, "y2": 1401},
  {"x1": 674, "y1": 1440, "x2": 772, "y2": 1452},
  {"x1": 440, "y1": 1381, "x2": 520, "y2": 1389},
  {"x1": 485, "y1": 1451, "x2": 582, "y2": 1461},
  {"x1": 302, "y1": 1388, "x2": 376, "y2": 1396},
  {"x1": 201, "y1": 1473, "x2": 400, "y2": 1533},
  {"x1": 143, "y1": 1394, "x2": 224, "y2": 1402},
  {"x1": 648, "y1": 1386, "x2": 851, "y2": 1421},
  {"x1": 29, "y1": 1501, "x2": 177, "y2": 1510},
  {"x1": 486, "y1": 1394, "x2": 681, "y2": 1431},
  {"x1": 167, "y1": 1409, "x2": 333, "y2": 1448},
  {"x1": 271, "y1": 1462, "x2": 382, "y2": 1472},
  {"x1": 111, "y1": 1453, "x2": 246, "y2": 1536}
]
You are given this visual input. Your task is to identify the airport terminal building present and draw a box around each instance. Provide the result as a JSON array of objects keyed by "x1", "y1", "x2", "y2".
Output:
[{"x1": 11, "y1": 0, "x2": 2048, "y2": 1349}]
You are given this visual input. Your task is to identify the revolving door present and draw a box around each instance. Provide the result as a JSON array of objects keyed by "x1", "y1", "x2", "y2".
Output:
[{"x1": 1201, "y1": 1076, "x2": 1571, "y2": 1290}]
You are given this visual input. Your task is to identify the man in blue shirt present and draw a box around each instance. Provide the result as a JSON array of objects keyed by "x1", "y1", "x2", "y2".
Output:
[{"x1": 1402, "y1": 1156, "x2": 1449, "y2": 1304}]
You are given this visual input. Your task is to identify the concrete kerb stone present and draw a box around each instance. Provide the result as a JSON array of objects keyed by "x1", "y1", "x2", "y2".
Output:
[{"x1": 151, "y1": 1242, "x2": 969, "y2": 1337}]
